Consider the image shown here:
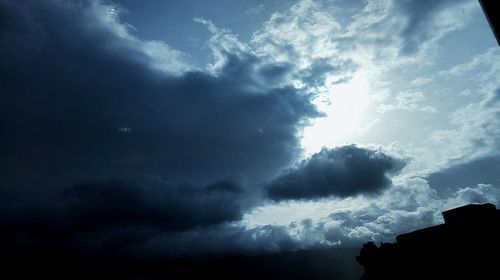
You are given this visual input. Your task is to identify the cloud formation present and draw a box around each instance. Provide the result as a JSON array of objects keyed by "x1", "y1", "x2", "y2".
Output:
[
  {"x1": 0, "y1": 178, "x2": 245, "y2": 244},
  {"x1": 63, "y1": 179, "x2": 245, "y2": 231},
  {"x1": 0, "y1": 0, "x2": 321, "y2": 268},
  {"x1": 266, "y1": 146, "x2": 405, "y2": 200},
  {"x1": 0, "y1": 0, "x2": 318, "y2": 200},
  {"x1": 0, "y1": 1, "x2": 499, "y2": 278}
]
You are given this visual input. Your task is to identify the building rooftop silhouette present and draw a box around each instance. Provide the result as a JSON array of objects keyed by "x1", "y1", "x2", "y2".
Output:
[{"x1": 356, "y1": 203, "x2": 500, "y2": 279}]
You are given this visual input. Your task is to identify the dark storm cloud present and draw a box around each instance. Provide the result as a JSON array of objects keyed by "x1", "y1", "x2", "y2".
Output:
[
  {"x1": 63, "y1": 179, "x2": 244, "y2": 231},
  {"x1": 1, "y1": 184, "x2": 356, "y2": 279},
  {"x1": 1, "y1": 214, "x2": 363, "y2": 280},
  {"x1": 0, "y1": 0, "x2": 320, "y2": 269},
  {"x1": 266, "y1": 145, "x2": 405, "y2": 201},
  {"x1": 0, "y1": 177, "x2": 250, "y2": 276},
  {"x1": 0, "y1": 178, "x2": 244, "y2": 235},
  {"x1": 0, "y1": 0, "x2": 318, "y2": 201}
]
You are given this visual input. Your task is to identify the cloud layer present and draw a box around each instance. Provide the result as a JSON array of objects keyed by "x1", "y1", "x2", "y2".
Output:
[
  {"x1": 0, "y1": 0, "x2": 318, "y2": 198},
  {"x1": 0, "y1": 178, "x2": 246, "y2": 252},
  {"x1": 266, "y1": 146, "x2": 405, "y2": 200},
  {"x1": 0, "y1": 1, "x2": 499, "y2": 278}
]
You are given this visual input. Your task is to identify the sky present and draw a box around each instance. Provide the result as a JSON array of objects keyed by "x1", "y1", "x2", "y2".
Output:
[{"x1": 0, "y1": 0, "x2": 499, "y2": 278}]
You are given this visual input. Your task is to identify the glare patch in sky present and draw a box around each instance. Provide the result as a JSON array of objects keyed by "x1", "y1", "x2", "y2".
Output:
[{"x1": 301, "y1": 71, "x2": 372, "y2": 155}]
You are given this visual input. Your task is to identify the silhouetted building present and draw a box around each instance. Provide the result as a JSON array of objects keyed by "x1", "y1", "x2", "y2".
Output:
[{"x1": 356, "y1": 203, "x2": 500, "y2": 279}]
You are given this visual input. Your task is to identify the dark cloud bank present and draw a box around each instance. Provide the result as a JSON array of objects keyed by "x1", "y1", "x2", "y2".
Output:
[
  {"x1": 0, "y1": 0, "x2": 422, "y2": 279},
  {"x1": 266, "y1": 145, "x2": 405, "y2": 201},
  {"x1": 0, "y1": 0, "x2": 318, "y2": 196}
]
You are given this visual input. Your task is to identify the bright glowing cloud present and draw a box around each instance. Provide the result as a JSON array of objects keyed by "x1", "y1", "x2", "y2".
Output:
[{"x1": 301, "y1": 71, "x2": 373, "y2": 154}]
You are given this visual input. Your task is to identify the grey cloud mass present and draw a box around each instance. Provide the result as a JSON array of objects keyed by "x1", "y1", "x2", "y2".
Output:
[
  {"x1": 0, "y1": 0, "x2": 317, "y2": 200},
  {"x1": 0, "y1": 0, "x2": 498, "y2": 278},
  {"x1": 266, "y1": 146, "x2": 405, "y2": 200},
  {"x1": 0, "y1": 0, "x2": 319, "y2": 269},
  {"x1": 428, "y1": 154, "x2": 500, "y2": 197},
  {"x1": 0, "y1": 178, "x2": 245, "y2": 249}
]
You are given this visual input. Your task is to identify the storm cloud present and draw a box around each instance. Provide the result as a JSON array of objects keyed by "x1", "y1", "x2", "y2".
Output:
[
  {"x1": 0, "y1": 178, "x2": 245, "y2": 243},
  {"x1": 0, "y1": 0, "x2": 317, "y2": 201},
  {"x1": 0, "y1": 0, "x2": 320, "y2": 271},
  {"x1": 266, "y1": 146, "x2": 405, "y2": 200},
  {"x1": 62, "y1": 179, "x2": 245, "y2": 231},
  {"x1": 1, "y1": 0, "x2": 498, "y2": 278}
]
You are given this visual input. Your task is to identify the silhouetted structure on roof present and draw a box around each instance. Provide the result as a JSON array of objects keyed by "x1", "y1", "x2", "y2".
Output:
[{"x1": 356, "y1": 203, "x2": 500, "y2": 279}]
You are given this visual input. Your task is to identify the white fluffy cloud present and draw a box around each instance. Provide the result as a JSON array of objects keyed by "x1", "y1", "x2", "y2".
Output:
[{"x1": 244, "y1": 174, "x2": 499, "y2": 250}]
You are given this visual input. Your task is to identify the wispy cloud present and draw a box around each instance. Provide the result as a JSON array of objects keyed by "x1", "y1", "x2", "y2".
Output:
[{"x1": 245, "y1": 3, "x2": 264, "y2": 15}]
